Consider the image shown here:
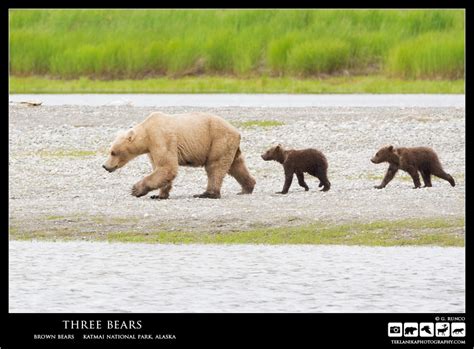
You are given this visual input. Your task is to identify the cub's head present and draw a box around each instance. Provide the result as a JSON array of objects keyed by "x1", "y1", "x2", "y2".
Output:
[
  {"x1": 102, "y1": 129, "x2": 140, "y2": 173},
  {"x1": 371, "y1": 145, "x2": 395, "y2": 164},
  {"x1": 261, "y1": 144, "x2": 284, "y2": 161}
]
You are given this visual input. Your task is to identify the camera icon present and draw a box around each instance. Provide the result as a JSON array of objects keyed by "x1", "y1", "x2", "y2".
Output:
[{"x1": 388, "y1": 323, "x2": 403, "y2": 337}]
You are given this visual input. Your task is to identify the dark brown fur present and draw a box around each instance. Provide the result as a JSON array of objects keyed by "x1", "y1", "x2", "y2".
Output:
[
  {"x1": 371, "y1": 145, "x2": 455, "y2": 189},
  {"x1": 261, "y1": 144, "x2": 330, "y2": 193}
]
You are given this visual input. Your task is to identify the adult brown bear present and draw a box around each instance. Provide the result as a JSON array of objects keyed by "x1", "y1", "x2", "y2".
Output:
[{"x1": 103, "y1": 112, "x2": 256, "y2": 199}]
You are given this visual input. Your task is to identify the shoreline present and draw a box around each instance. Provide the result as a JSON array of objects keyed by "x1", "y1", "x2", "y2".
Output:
[{"x1": 9, "y1": 104, "x2": 465, "y2": 247}]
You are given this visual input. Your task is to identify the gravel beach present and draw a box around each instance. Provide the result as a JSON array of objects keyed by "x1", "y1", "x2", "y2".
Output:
[{"x1": 9, "y1": 104, "x2": 465, "y2": 236}]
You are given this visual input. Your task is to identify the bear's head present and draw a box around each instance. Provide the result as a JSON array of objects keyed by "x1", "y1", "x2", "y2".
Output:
[
  {"x1": 102, "y1": 129, "x2": 145, "y2": 172},
  {"x1": 371, "y1": 145, "x2": 396, "y2": 164},
  {"x1": 261, "y1": 144, "x2": 285, "y2": 163}
]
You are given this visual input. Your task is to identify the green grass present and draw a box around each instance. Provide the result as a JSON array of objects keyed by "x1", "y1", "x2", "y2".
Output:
[
  {"x1": 9, "y1": 75, "x2": 465, "y2": 94},
  {"x1": 386, "y1": 32, "x2": 465, "y2": 79},
  {"x1": 9, "y1": 9, "x2": 464, "y2": 80},
  {"x1": 34, "y1": 149, "x2": 97, "y2": 157},
  {"x1": 45, "y1": 215, "x2": 65, "y2": 220},
  {"x1": 234, "y1": 120, "x2": 285, "y2": 128},
  {"x1": 10, "y1": 217, "x2": 465, "y2": 247},
  {"x1": 288, "y1": 39, "x2": 351, "y2": 75}
]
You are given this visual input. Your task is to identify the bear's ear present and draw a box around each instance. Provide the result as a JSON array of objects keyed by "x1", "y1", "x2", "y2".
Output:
[
  {"x1": 126, "y1": 129, "x2": 136, "y2": 143},
  {"x1": 388, "y1": 145, "x2": 394, "y2": 152},
  {"x1": 276, "y1": 143, "x2": 282, "y2": 149}
]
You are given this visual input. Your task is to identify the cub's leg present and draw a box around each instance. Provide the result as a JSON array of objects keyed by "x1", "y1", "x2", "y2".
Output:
[
  {"x1": 432, "y1": 168, "x2": 456, "y2": 187},
  {"x1": 374, "y1": 164, "x2": 399, "y2": 189},
  {"x1": 277, "y1": 167, "x2": 294, "y2": 194},
  {"x1": 296, "y1": 172, "x2": 309, "y2": 191},
  {"x1": 315, "y1": 171, "x2": 331, "y2": 192},
  {"x1": 420, "y1": 169, "x2": 432, "y2": 187},
  {"x1": 405, "y1": 166, "x2": 421, "y2": 189},
  {"x1": 309, "y1": 166, "x2": 330, "y2": 191}
]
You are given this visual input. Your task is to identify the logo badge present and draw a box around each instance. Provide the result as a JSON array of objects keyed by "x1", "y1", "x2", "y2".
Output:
[
  {"x1": 435, "y1": 323, "x2": 450, "y2": 337},
  {"x1": 419, "y1": 323, "x2": 434, "y2": 337},
  {"x1": 451, "y1": 323, "x2": 465, "y2": 337},
  {"x1": 388, "y1": 322, "x2": 403, "y2": 337},
  {"x1": 403, "y1": 323, "x2": 418, "y2": 337}
]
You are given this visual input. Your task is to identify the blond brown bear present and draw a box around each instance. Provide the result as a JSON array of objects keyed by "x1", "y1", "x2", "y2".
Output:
[{"x1": 102, "y1": 111, "x2": 256, "y2": 199}]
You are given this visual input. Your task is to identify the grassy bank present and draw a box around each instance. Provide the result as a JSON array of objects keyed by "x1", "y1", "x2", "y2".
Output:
[
  {"x1": 9, "y1": 76, "x2": 465, "y2": 94},
  {"x1": 10, "y1": 217, "x2": 465, "y2": 247},
  {"x1": 10, "y1": 9, "x2": 464, "y2": 80}
]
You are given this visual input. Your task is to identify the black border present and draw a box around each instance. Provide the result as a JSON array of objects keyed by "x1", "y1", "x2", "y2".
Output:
[{"x1": 4, "y1": 5, "x2": 471, "y2": 348}]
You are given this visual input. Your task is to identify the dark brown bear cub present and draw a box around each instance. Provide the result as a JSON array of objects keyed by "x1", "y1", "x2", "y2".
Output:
[
  {"x1": 371, "y1": 145, "x2": 455, "y2": 189},
  {"x1": 261, "y1": 144, "x2": 331, "y2": 194}
]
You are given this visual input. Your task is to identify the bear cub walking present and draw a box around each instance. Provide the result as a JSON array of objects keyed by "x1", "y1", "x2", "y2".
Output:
[
  {"x1": 261, "y1": 144, "x2": 331, "y2": 194},
  {"x1": 371, "y1": 145, "x2": 455, "y2": 189}
]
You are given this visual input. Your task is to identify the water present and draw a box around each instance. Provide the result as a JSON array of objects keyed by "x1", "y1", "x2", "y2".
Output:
[
  {"x1": 9, "y1": 94, "x2": 465, "y2": 107},
  {"x1": 9, "y1": 241, "x2": 464, "y2": 313}
]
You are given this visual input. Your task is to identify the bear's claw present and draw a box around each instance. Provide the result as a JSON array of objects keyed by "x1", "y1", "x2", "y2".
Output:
[
  {"x1": 193, "y1": 192, "x2": 221, "y2": 199},
  {"x1": 150, "y1": 195, "x2": 169, "y2": 200},
  {"x1": 131, "y1": 183, "x2": 149, "y2": 197}
]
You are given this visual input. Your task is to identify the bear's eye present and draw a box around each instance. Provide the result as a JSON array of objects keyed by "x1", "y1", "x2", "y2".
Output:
[{"x1": 111, "y1": 151, "x2": 117, "y2": 156}]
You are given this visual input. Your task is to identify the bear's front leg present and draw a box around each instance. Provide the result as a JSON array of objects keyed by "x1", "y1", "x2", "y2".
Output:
[
  {"x1": 131, "y1": 180, "x2": 151, "y2": 198},
  {"x1": 276, "y1": 168, "x2": 294, "y2": 194},
  {"x1": 374, "y1": 164, "x2": 399, "y2": 189},
  {"x1": 406, "y1": 167, "x2": 421, "y2": 189},
  {"x1": 150, "y1": 183, "x2": 172, "y2": 200},
  {"x1": 131, "y1": 165, "x2": 178, "y2": 198}
]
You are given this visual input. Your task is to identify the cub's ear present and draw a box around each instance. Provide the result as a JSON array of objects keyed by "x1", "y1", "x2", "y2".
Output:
[
  {"x1": 126, "y1": 129, "x2": 136, "y2": 143},
  {"x1": 276, "y1": 143, "x2": 282, "y2": 149},
  {"x1": 388, "y1": 145, "x2": 394, "y2": 151}
]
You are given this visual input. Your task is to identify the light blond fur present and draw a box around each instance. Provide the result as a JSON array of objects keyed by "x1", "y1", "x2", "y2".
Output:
[{"x1": 103, "y1": 111, "x2": 256, "y2": 199}]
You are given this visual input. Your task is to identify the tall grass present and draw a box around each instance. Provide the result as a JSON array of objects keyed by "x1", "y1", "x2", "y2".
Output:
[
  {"x1": 386, "y1": 32, "x2": 464, "y2": 79},
  {"x1": 9, "y1": 9, "x2": 465, "y2": 79}
]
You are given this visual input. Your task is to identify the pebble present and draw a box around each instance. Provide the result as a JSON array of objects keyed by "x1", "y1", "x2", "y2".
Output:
[{"x1": 9, "y1": 105, "x2": 465, "y2": 234}]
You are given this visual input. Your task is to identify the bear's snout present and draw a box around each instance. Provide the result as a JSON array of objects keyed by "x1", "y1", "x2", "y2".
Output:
[
  {"x1": 370, "y1": 157, "x2": 377, "y2": 164},
  {"x1": 102, "y1": 164, "x2": 116, "y2": 173}
]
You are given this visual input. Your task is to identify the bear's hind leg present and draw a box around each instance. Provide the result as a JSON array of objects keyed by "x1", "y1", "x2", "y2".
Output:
[
  {"x1": 194, "y1": 156, "x2": 234, "y2": 199},
  {"x1": 405, "y1": 166, "x2": 421, "y2": 189},
  {"x1": 432, "y1": 168, "x2": 456, "y2": 187},
  {"x1": 228, "y1": 153, "x2": 256, "y2": 194},
  {"x1": 296, "y1": 172, "x2": 309, "y2": 191},
  {"x1": 311, "y1": 167, "x2": 330, "y2": 192},
  {"x1": 316, "y1": 174, "x2": 331, "y2": 192},
  {"x1": 421, "y1": 170, "x2": 432, "y2": 187}
]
